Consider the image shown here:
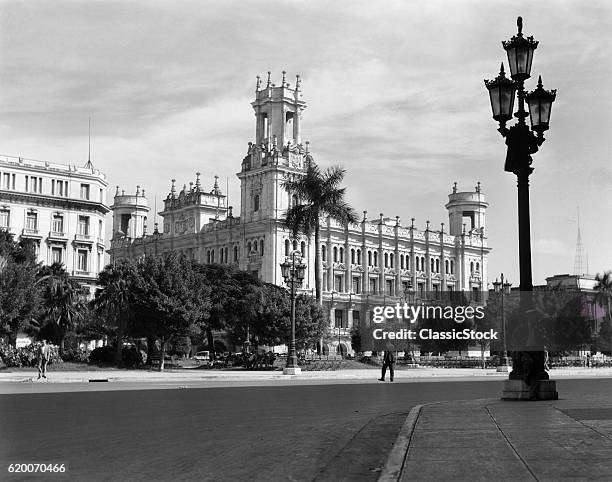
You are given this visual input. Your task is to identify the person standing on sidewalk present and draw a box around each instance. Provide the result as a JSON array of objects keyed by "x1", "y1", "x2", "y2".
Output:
[
  {"x1": 37, "y1": 339, "x2": 51, "y2": 380},
  {"x1": 378, "y1": 348, "x2": 396, "y2": 382}
]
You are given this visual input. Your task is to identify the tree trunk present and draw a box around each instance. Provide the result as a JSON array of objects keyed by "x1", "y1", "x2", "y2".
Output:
[
  {"x1": 145, "y1": 336, "x2": 156, "y2": 366},
  {"x1": 115, "y1": 317, "x2": 124, "y2": 367},
  {"x1": 207, "y1": 328, "x2": 216, "y2": 360},
  {"x1": 159, "y1": 339, "x2": 166, "y2": 372}
]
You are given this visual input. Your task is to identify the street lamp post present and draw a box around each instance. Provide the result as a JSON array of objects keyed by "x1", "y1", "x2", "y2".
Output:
[
  {"x1": 493, "y1": 274, "x2": 512, "y2": 372},
  {"x1": 280, "y1": 250, "x2": 306, "y2": 375},
  {"x1": 485, "y1": 17, "x2": 558, "y2": 399}
]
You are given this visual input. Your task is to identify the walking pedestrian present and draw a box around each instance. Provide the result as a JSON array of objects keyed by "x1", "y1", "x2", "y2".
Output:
[
  {"x1": 37, "y1": 339, "x2": 51, "y2": 380},
  {"x1": 378, "y1": 347, "x2": 396, "y2": 382}
]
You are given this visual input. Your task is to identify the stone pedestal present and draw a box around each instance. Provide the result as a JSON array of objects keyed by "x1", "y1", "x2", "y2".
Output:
[
  {"x1": 502, "y1": 379, "x2": 558, "y2": 400},
  {"x1": 283, "y1": 367, "x2": 301, "y2": 375}
]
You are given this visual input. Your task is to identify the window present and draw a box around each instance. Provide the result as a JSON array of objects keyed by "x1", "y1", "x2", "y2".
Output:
[
  {"x1": 321, "y1": 245, "x2": 326, "y2": 262},
  {"x1": 80, "y1": 184, "x2": 90, "y2": 200},
  {"x1": 400, "y1": 254, "x2": 405, "y2": 270},
  {"x1": 211, "y1": 249, "x2": 215, "y2": 262},
  {"x1": 206, "y1": 250, "x2": 211, "y2": 263},
  {"x1": 433, "y1": 284, "x2": 440, "y2": 299},
  {"x1": 368, "y1": 251, "x2": 372, "y2": 266},
  {"x1": 352, "y1": 276, "x2": 361, "y2": 294},
  {"x1": 233, "y1": 246, "x2": 239, "y2": 262},
  {"x1": 292, "y1": 240, "x2": 298, "y2": 251},
  {"x1": 470, "y1": 261, "x2": 474, "y2": 273},
  {"x1": 78, "y1": 216, "x2": 90, "y2": 236},
  {"x1": 285, "y1": 239, "x2": 290, "y2": 256},
  {"x1": 253, "y1": 194, "x2": 259, "y2": 212},
  {"x1": 52, "y1": 179, "x2": 67, "y2": 196},
  {"x1": 2, "y1": 173, "x2": 11, "y2": 189},
  {"x1": 334, "y1": 275, "x2": 343, "y2": 292},
  {"x1": 0, "y1": 209, "x2": 9, "y2": 228},
  {"x1": 52, "y1": 214, "x2": 64, "y2": 234},
  {"x1": 339, "y1": 247, "x2": 344, "y2": 263},
  {"x1": 51, "y1": 247, "x2": 63, "y2": 264},
  {"x1": 77, "y1": 250, "x2": 88, "y2": 272},
  {"x1": 435, "y1": 259, "x2": 440, "y2": 273},
  {"x1": 450, "y1": 260, "x2": 455, "y2": 274},
  {"x1": 333, "y1": 247, "x2": 338, "y2": 262},
  {"x1": 420, "y1": 256, "x2": 425, "y2": 271},
  {"x1": 99, "y1": 188, "x2": 103, "y2": 202},
  {"x1": 253, "y1": 240, "x2": 258, "y2": 254},
  {"x1": 430, "y1": 258, "x2": 435, "y2": 272},
  {"x1": 386, "y1": 279, "x2": 394, "y2": 296},
  {"x1": 300, "y1": 241, "x2": 305, "y2": 257},
  {"x1": 351, "y1": 248, "x2": 355, "y2": 264},
  {"x1": 384, "y1": 253, "x2": 388, "y2": 268},
  {"x1": 476, "y1": 262, "x2": 480, "y2": 272},
  {"x1": 25, "y1": 211, "x2": 37, "y2": 231},
  {"x1": 390, "y1": 253, "x2": 394, "y2": 268},
  {"x1": 418, "y1": 282, "x2": 425, "y2": 297},
  {"x1": 445, "y1": 260, "x2": 449, "y2": 274},
  {"x1": 369, "y1": 278, "x2": 378, "y2": 294},
  {"x1": 353, "y1": 310, "x2": 360, "y2": 326},
  {"x1": 25, "y1": 176, "x2": 41, "y2": 193},
  {"x1": 98, "y1": 220, "x2": 103, "y2": 239},
  {"x1": 260, "y1": 240, "x2": 264, "y2": 255},
  {"x1": 335, "y1": 309, "x2": 345, "y2": 328},
  {"x1": 374, "y1": 251, "x2": 378, "y2": 267}
]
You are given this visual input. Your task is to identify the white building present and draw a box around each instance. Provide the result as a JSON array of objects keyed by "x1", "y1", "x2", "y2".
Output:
[
  {"x1": 109, "y1": 73, "x2": 491, "y2": 355},
  {"x1": 0, "y1": 155, "x2": 109, "y2": 295}
]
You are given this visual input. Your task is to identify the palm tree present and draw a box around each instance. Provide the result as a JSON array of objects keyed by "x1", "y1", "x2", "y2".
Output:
[
  {"x1": 281, "y1": 159, "x2": 358, "y2": 304},
  {"x1": 594, "y1": 271, "x2": 612, "y2": 354},
  {"x1": 42, "y1": 264, "x2": 84, "y2": 354},
  {"x1": 93, "y1": 261, "x2": 140, "y2": 366}
]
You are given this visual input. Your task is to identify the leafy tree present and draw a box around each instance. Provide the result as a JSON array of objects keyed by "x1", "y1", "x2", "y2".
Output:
[
  {"x1": 594, "y1": 271, "x2": 612, "y2": 353},
  {"x1": 92, "y1": 260, "x2": 141, "y2": 366},
  {"x1": 281, "y1": 160, "x2": 358, "y2": 304},
  {"x1": 0, "y1": 229, "x2": 42, "y2": 344}
]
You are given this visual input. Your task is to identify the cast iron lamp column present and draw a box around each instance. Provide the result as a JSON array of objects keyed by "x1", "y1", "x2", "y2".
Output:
[
  {"x1": 492, "y1": 274, "x2": 512, "y2": 372},
  {"x1": 280, "y1": 250, "x2": 306, "y2": 375},
  {"x1": 485, "y1": 17, "x2": 557, "y2": 396}
]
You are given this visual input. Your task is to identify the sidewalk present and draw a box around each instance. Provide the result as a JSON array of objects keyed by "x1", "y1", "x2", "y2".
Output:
[
  {"x1": 1, "y1": 366, "x2": 611, "y2": 384},
  {"x1": 381, "y1": 396, "x2": 612, "y2": 481}
]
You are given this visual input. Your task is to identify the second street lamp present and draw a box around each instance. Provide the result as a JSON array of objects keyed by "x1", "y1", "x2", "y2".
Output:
[
  {"x1": 492, "y1": 274, "x2": 512, "y2": 373},
  {"x1": 280, "y1": 249, "x2": 306, "y2": 375},
  {"x1": 485, "y1": 16, "x2": 558, "y2": 400}
]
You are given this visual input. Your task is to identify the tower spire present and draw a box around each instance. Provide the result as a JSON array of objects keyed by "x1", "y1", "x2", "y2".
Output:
[
  {"x1": 84, "y1": 117, "x2": 94, "y2": 170},
  {"x1": 573, "y1": 206, "x2": 586, "y2": 276}
]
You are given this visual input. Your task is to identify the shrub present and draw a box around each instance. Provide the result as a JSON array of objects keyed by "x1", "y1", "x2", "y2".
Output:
[
  {"x1": 89, "y1": 345, "x2": 115, "y2": 364},
  {"x1": 0, "y1": 339, "x2": 63, "y2": 368},
  {"x1": 61, "y1": 347, "x2": 90, "y2": 364}
]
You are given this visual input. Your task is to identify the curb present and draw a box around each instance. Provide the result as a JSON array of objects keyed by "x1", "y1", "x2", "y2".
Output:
[{"x1": 378, "y1": 404, "x2": 423, "y2": 482}]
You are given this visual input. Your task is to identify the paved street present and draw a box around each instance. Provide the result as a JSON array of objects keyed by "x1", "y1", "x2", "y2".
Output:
[{"x1": 1, "y1": 378, "x2": 611, "y2": 481}]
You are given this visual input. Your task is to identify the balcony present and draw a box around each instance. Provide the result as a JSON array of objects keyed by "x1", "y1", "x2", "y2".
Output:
[
  {"x1": 74, "y1": 233, "x2": 94, "y2": 244},
  {"x1": 21, "y1": 228, "x2": 42, "y2": 239},
  {"x1": 72, "y1": 270, "x2": 95, "y2": 279},
  {"x1": 48, "y1": 230, "x2": 68, "y2": 241}
]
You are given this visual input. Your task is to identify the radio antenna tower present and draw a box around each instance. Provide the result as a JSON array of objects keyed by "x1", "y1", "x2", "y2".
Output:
[{"x1": 573, "y1": 206, "x2": 586, "y2": 276}]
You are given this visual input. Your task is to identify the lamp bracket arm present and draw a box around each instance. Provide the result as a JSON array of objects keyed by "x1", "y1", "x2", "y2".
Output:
[{"x1": 497, "y1": 124, "x2": 510, "y2": 137}]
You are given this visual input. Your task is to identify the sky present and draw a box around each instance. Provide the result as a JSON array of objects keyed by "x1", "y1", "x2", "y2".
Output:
[{"x1": 1, "y1": 0, "x2": 610, "y2": 286}]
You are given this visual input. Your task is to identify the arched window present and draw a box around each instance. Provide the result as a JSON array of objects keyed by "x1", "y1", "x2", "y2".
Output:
[
  {"x1": 390, "y1": 253, "x2": 394, "y2": 268},
  {"x1": 206, "y1": 250, "x2": 211, "y2": 264},
  {"x1": 285, "y1": 239, "x2": 290, "y2": 256},
  {"x1": 233, "y1": 246, "x2": 238, "y2": 262},
  {"x1": 400, "y1": 254, "x2": 404, "y2": 270},
  {"x1": 357, "y1": 249, "x2": 361, "y2": 265},
  {"x1": 333, "y1": 247, "x2": 338, "y2": 262},
  {"x1": 374, "y1": 251, "x2": 378, "y2": 267},
  {"x1": 253, "y1": 195, "x2": 260, "y2": 212},
  {"x1": 450, "y1": 260, "x2": 454, "y2": 274},
  {"x1": 247, "y1": 242, "x2": 252, "y2": 254},
  {"x1": 292, "y1": 194, "x2": 298, "y2": 208},
  {"x1": 431, "y1": 258, "x2": 435, "y2": 272},
  {"x1": 339, "y1": 247, "x2": 344, "y2": 263},
  {"x1": 351, "y1": 248, "x2": 355, "y2": 264},
  {"x1": 322, "y1": 245, "x2": 327, "y2": 262},
  {"x1": 253, "y1": 240, "x2": 258, "y2": 254},
  {"x1": 301, "y1": 241, "x2": 306, "y2": 256},
  {"x1": 211, "y1": 249, "x2": 215, "y2": 263},
  {"x1": 476, "y1": 262, "x2": 480, "y2": 272},
  {"x1": 445, "y1": 259, "x2": 449, "y2": 274},
  {"x1": 435, "y1": 259, "x2": 440, "y2": 273},
  {"x1": 421, "y1": 256, "x2": 425, "y2": 271},
  {"x1": 292, "y1": 240, "x2": 298, "y2": 251},
  {"x1": 260, "y1": 240, "x2": 264, "y2": 255},
  {"x1": 384, "y1": 253, "x2": 388, "y2": 268},
  {"x1": 368, "y1": 250, "x2": 372, "y2": 266},
  {"x1": 470, "y1": 261, "x2": 474, "y2": 273}
]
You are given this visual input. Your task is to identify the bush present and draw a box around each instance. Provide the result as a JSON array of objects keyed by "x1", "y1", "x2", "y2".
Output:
[
  {"x1": 61, "y1": 347, "x2": 90, "y2": 363},
  {"x1": 0, "y1": 339, "x2": 63, "y2": 368},
  {"x1": 88, "y1": 345, "x2": 145, "y2": 367}
]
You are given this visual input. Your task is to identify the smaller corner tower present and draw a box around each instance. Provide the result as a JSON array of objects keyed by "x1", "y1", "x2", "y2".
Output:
[
  {"x1": 110, "y1": 185, "x2": 150, "y2": 239},
  {"x1": 445, "y1": 182, "x2": 488, "y2": 236}
]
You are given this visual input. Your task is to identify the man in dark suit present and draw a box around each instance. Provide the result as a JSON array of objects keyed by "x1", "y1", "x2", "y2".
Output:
[
  {"x1": 37, "y1": 339, "x2": 51, "y2": 380},
  {"x1": 378, "y1": 348, "x2": 396, "y2": 382}
]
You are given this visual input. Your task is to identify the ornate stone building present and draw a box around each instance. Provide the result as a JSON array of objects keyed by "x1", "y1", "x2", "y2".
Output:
[
  {"x1": 0, "y1": 154, "x2": 109, "y2": 297},
  {"x1": 108, "y1": 73, "x2": 491, "y2": 355}
]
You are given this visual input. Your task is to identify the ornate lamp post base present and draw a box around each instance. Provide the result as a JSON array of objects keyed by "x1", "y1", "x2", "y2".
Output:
[{"x1": 502, "y1": 379, "x2": 558, "y2": 400}]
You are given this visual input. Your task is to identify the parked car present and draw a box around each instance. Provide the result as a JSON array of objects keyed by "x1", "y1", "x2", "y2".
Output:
[{"x1": 193, "y1": 351, "x2": 211, "y2": 362}]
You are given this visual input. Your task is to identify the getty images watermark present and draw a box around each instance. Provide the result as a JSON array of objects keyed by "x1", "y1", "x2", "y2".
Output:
[{"x1": 371, "y1": 303, "x2": 499, "y2": 341}]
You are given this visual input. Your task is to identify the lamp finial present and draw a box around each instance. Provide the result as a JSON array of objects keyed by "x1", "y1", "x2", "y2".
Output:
[{"x1": 517, "y1": 16, "x2": 523, "y2": 36}]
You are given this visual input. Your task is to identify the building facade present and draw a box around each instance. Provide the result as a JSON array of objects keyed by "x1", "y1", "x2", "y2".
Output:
[
  {"x1": 0, "y1": 155, "x2": 109, "y2": 295},
  {"x1": 108, "y1": 74, "x2": 491, "y2": 355}
]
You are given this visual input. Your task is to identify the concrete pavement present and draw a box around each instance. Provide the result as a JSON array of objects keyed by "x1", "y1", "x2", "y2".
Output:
[
  {"x1": 381, "y1": 395, "x2": 612, "y2": 481},
  {"x1": 2, "y1": 366, "x2": 612, "y2": 386}
]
